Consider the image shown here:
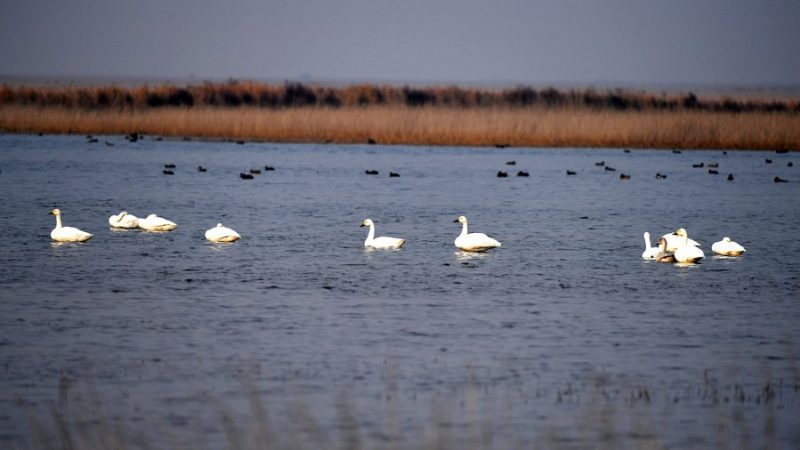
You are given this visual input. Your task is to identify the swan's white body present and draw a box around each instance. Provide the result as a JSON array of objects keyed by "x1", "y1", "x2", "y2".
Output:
[
  {"x1": 454, "y1": 216, "x2": 501, "y2": 252},
  {"x1": 138, "y1": 214, "x2": 177, "y2": 232},
  {"x1": 661, "y1": 229, "x2": 700, "y2": 252},
  {"x1": 205, "y1": 223, "x2": 241, "y2": 243},
  {"x1": 673, "y1": 228, "x2": 704, "y2": 263},
  {"x1": 712, "y1": 237, "x2": 746, "y2": 256},
  {"x1": 108, "y1": 211, "x2": 139, "y2": 229},
  {"x1": 49, "y1": 208, "x2": 93, "y2": 242},
  {"x1": 641, "y1": 232, "x2": 660, "y2": 260},
  {"x1": 360, "y1": 219, "x2": 405, "y2": 249}
]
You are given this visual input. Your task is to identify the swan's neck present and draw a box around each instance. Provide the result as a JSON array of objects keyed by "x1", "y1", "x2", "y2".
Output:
[
  {"x1": 365, "y1": 223, "x2": 375, "y2": 244},
  {"x1": 459, "y1": 221, "x2": 468, "y2": 238},
  {"x1": 54, "y1": 214, "x2": 62, "y2": 229},
  {"x1": 644, "y1": 232, "x2": 651, "y2": 249}
]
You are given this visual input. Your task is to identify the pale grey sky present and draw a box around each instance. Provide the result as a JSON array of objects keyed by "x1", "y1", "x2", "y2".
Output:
[{"x1": 1, "y1": 0, "x2": 798, "y2": 86}]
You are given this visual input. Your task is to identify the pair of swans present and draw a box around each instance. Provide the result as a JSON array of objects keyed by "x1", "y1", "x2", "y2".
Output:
[
  {"x1": 360, "y1": 216, "x2": 501, "y2": 252},
  {"x1": 642, "y1": 230, "x2": 699, "y2": 259},
  {"x1": 643, "y1": 229, "x2": 745, "y2": 263},
  {"x1": 642, "y1": 229, "x2": 704, "y2": 263},
  {"x1": 108, "y1": 211, "x2": 177, "y2": 232},
  {"x1": 642, "y1": 232, "x2": 679, "y2": 262}
]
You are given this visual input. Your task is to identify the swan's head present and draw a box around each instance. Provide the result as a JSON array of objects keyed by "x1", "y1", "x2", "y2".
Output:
[
  {"x1": 360, "y1": 219, "x2": 374, "y2": 227},
  {"x1": 147, "y1": 214, "x2": 157, "y2": 219},
  {"x1": 120, "y1": 211, "x2": 128, "y2": 216},
  {"x1": 674, "y1": 228, "x2": 688, "y2": 238},
  {"x1": 658, "y1": 237, "x2": 668, "y2": 250},
  {"x1": 454, "y1": 215, "x2": 467, "y2": 224},
  {"x1": 49, "y1": 208, "x2": 61, "y2": 216},
  {"x1": 722, "y1": 236, "x2": 731, "y2": 242}
]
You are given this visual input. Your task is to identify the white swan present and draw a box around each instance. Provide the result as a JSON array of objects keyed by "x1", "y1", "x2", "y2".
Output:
[
  {"x1": 205, "y1": 223, "x2": 241, "y2": 243},
  {"x1": 360, "y1": 218, "x2": 405, "y2": 249},
  {"x1": 454, "y1": 215, "x2": 501, "y2": 252},
  {"x1": 712, "y1": 237, "x2": 746, "y2": 256},
  {"x1": 108, "y1": 211, "x2": 139, "y2": 229},
  {"x1": 641, "y1": 232, "x2": 660, "y2": 260},
  {"x1": 137, "y1": 214, "x2": 177, "y2": 232},
  {"x1": 673, "y1": 228, "x2": 704, "y2": 263},
  {"x1": 49, "y1": 208, "x2": 93, "y2": 242},
  {"x1": 661, "y1": 228, "x2": 701, "y2": 253},
  {"x1": 654, "y1": 237, "x2": 676, "y2": 263}
]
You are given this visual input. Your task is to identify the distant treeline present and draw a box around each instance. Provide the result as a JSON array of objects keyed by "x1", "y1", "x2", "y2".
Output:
[{"x1": 1, "y1": 81, "x2": 797, "y2": 114}]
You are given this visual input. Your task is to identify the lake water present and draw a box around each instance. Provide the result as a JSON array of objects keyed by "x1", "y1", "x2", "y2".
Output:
[{"x1": 0, "y1": 134, "x2": 799, "y2": 449}]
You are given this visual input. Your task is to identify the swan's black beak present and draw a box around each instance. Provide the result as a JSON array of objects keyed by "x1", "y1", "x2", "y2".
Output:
[
  {"x1": 48, "y1": 210, "x2": 54, "y2": 215},
  {"x1": 359, "y1": 223, "x2": 365, "y2": 227},
  {"x1": 453, "y1": 218, "x2": 459, "y2": 223}
]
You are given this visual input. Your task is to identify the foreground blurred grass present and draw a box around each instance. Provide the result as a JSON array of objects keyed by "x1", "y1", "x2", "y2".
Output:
[
  {"x1": 2, "y1": 105, "x2": 799, "y2": 150},
  {"x1": 10, "y1": 364, "x2": 799, "y2": 450}
]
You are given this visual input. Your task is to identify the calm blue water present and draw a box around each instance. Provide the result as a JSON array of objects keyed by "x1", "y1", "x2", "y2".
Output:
[{"x1": 1, "y1": 134, "x2": 799, "y2": 449}]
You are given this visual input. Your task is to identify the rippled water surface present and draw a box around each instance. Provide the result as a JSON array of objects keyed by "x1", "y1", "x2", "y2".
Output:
[{"x1": 1, "y1": 135, "x2": 799, "y2": 448}]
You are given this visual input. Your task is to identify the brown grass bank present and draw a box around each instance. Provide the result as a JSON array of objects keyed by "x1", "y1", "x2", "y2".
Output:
[{"x1": 2, "y1": 105, "x2": 799, "y2": 150}]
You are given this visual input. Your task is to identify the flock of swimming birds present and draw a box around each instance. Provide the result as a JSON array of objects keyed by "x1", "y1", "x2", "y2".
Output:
[
  {"x1": 50, "y1": 208, "x2": 240, "y2": 244},
  {"x1": 641, "y1": 229, "x2": 745, "y2": 263},
  {"x1": 359, "y1": 216, "x2": 501, "y2": 251},
  {"x1": 51, "y1": 208, "x2": 744, "y2": 262},
  {"x1": 51, "y1": 208, "x2": 501, "y2": 251},
  {"x1": 47, "y1": 139, "x2": 780, "y2": 257}
]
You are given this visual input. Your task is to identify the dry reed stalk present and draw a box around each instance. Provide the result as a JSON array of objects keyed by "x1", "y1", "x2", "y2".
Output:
[{"x1": 1, "y1": 106, "x2": 798, "y2": 150}]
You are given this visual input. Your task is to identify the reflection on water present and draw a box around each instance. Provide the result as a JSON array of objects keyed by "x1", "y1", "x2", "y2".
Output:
[
  {"x1": 1, "y1": 135, "x2": 799, "y2": 448},
  {"x1": 49, "y1": 241, "x2": 89, "y2": 250},
  {"x1": 673, "y1": 261, "x2": 703, "y2": 268},
  {"x1": 362, "y1": 246, "x2": 404, "y2": 253},
  {"x1": 453, "y1": 250, "x2": 493, "y2": 261}
]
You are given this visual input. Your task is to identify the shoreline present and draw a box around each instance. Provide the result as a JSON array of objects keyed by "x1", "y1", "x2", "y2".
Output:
[{"x1": 6, "y1": 130, "x2": 798, "y2": 153}]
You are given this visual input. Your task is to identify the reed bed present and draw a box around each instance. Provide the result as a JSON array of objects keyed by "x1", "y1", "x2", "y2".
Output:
[
  {"x1": 1, "y1": 81, "x2": 798, "y2": 150},
  {"x1": 2, "y1": 105, "x2": 799, "y2": 150},
  {"x1": 2, "y1": 82, "x2": 797, "y2": 113}
]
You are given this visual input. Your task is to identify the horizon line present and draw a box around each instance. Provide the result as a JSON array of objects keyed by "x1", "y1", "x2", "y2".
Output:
[{"x1": 2, "y1": 73, "x2": 800, "y2": 96}]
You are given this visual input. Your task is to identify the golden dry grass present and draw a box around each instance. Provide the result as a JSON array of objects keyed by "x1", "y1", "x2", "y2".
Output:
[{"x1": 1, "y1": 105, "x2": 799, "y2": 150}]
